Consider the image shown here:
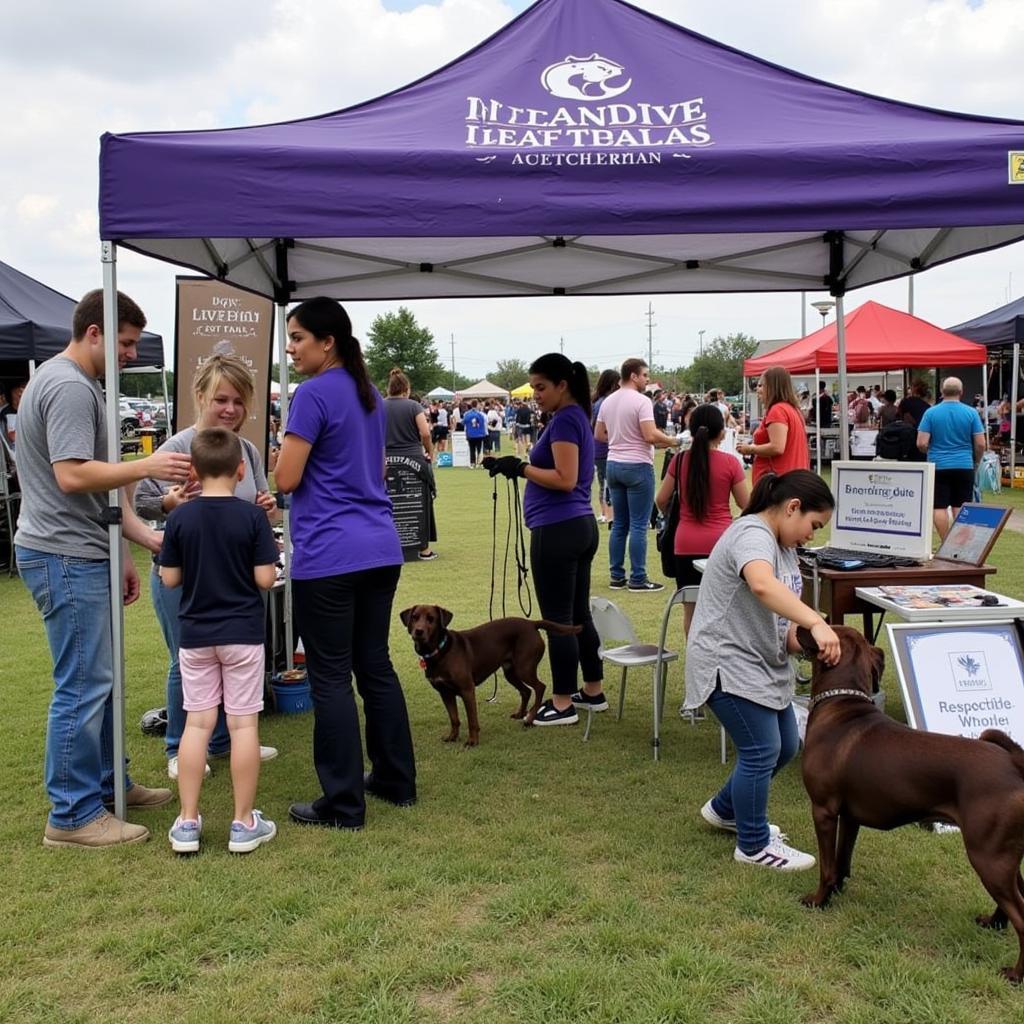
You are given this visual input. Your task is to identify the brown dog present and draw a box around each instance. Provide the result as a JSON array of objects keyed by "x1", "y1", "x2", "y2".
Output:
[
  {"x1": 399, "y1": 605, "x2": 580, "y2": 746},
  {"x1": 798, "y1": 623, "x2": 1024, "y2": 983}
]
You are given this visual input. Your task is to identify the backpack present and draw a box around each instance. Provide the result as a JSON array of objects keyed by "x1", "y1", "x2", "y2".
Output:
[{"x1": 875, "y1": 421, "x2": 917, "y2": 461}]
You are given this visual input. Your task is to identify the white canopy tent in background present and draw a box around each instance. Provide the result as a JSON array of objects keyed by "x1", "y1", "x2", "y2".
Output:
[
  {"x1": 457, "y1": 379, "x2": 510, "y2": 400},
  {"x1": 95, "y1": 0, "x2": 1024, "y2": 811}
]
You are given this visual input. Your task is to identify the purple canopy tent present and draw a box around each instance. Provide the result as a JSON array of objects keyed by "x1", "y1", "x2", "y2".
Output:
[{"x1": 95, "y1": 0, "x2": 1024, "y2": 805}]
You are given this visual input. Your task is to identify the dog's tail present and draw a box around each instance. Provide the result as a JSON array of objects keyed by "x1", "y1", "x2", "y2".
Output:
[
  {"x1": 534, "y1": 620, "x2": 583, "y2": 636},
  {"x1": 980, "y1": 729, "x2": 1024, "y2": 776}
]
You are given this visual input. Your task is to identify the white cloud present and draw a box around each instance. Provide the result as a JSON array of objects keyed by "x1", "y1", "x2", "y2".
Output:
[{"x1": 1, "y1": 0, "x2": 1022, "y2": 373}]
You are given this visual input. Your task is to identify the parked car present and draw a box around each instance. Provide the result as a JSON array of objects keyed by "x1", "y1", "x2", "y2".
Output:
[{"x1": 118, "y1": 398, "x2": 141, "y2": 437}]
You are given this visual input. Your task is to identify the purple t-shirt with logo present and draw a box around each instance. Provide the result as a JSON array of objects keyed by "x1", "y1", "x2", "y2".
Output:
[
  {"x1": 523, "y1": 404, "x2": 595, "y2": 529},
  {"x1": 285, "y1": 368, "x2": 402, "y2": 579}
]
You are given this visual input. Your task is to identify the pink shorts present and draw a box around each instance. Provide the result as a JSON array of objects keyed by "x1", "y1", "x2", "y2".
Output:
[{"x1": 179, "y1": 644, "x2": 265, "y2": 716}]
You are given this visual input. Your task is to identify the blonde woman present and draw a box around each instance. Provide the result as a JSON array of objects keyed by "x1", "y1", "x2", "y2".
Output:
[
  {"x1": 738, "y1": 366, "x2": 810, "y2": 486},
  {"x1": 135, "y1": 354, "x2": 278, "y2": 780}
]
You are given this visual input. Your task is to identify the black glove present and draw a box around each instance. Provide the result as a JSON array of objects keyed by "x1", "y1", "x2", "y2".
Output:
[{"x1": 485, "y1": 455, "x2": 526, "y2": 479}]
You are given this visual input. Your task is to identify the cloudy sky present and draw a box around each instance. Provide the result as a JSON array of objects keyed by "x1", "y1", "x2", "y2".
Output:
[{"x1": 2, "y1": 0, "x2": 1022, "y2": 378}]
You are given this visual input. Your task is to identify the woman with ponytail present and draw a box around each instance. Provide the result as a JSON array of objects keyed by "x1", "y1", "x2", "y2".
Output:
[
  {"x1": 276, "y1": 297, "x2": 416, "y2": 829},
  {"x1": 483, "y1": 353, "x2": 605, "y2": 727},
  {"x1": 683, "y1": 469, "x2": 840, "y2": 873},
  {"x1": 655, "y1": 403, "x2": 749, "y2": 635}
]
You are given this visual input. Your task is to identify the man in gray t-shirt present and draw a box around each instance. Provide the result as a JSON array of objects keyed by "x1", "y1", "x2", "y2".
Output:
[{"x1": 15, "y1": 288, "x2": 190, "y2": 849}]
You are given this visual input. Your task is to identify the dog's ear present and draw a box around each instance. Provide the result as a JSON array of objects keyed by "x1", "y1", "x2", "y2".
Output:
[
  {"x1": 794, "y1": 625, "x2": 818, "y2": 656},
  {"x1": 437, "y1": 606, "x2": 454, "y2": 628},
  {"x1": 399, "y1": 606, "x2": 416, "y2": 630},
  {"x1": 870, "y1": 645, "x2": 885, "y2": 688}
]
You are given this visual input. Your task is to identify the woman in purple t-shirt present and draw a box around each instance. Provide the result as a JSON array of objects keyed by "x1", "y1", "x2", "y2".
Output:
[
  {"x1": 485, "y1": 353, "x2": 605, "y2": 727},
  {"x1": 275, "y1": 297, "x2": 416, "y2": 830}
]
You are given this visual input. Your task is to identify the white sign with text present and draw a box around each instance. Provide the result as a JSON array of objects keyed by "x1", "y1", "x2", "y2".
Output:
[{"x1": 888, "y1": 621, "x2": 1024, "y2": 741}]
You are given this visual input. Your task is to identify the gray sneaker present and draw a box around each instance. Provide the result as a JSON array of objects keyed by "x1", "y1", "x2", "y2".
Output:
[
  {"x1": 168, "y1": 815, "x2": 203, "y2": 854},
  {"x1": 228, "y1": 810, "x2": 277, "y2": 854}
]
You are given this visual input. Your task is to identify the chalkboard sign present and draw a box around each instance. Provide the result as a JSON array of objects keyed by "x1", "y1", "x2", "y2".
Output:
[{"x1": 385, "y1": 455, "x2": 429, "y2": 560}]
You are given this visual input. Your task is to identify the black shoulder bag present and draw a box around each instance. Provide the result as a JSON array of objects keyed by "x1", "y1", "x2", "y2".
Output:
[{"x1": 656, "y1": 452, "x2": 682, "y2": 579}]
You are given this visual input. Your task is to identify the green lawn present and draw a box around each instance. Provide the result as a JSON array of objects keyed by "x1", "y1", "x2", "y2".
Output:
[{"x1": 2, "y1": 468, "x2": 1024, "y2": 1023}]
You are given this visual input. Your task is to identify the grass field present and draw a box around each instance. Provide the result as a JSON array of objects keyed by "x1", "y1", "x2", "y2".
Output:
[{"x1": 2, "y1": 468, "x2": 1024, "y2": 1023}]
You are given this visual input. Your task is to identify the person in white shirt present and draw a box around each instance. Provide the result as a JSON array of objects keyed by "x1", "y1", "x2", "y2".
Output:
[
  {"x1": 484, "y1": 402, "x2": 503, "y2": 453},
  {"x1": 595, "y1": 358, "x2": 679, "y2": 593}
]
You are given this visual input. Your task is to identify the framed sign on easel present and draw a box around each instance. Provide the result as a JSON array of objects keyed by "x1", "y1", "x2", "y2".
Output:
[
  {"x1": 887, "y1": 619, "x2": 1024, "y2": 741},
  {"x1": 934, "y1": 503, "x2": 1011, "y2": 566}
]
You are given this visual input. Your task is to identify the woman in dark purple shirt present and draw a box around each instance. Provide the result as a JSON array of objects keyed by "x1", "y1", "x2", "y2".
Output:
[
  {"x1": 275, "y1": 297, "x2": 416, "y2": 829},
  {"x1": 486, "y1": 353, "x2": 605, "y2": 727}
]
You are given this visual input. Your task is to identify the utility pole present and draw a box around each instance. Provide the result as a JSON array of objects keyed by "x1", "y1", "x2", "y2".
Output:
[
  {"x1": 450, "y1": 333, "x2": 456, "y2": 391},
  {"x1": 645, "y1": 302, "x2": 656, "y2": 370},
  {"x1": 560, "y1": 336, "x2": 564, "y2": 354}
]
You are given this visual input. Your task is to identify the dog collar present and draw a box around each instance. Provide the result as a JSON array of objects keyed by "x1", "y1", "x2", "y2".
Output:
[
  {"x1": 808, "y1": 688, "x2": 875, "y2": 711},
  {"x1": 418, "y1": 631, "x2": 450, "y2": 669}
]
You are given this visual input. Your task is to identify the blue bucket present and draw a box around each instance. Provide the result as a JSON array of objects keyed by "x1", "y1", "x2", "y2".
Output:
[{"x1": 271, "y1": 676, "x2": 313, "y2": 714}]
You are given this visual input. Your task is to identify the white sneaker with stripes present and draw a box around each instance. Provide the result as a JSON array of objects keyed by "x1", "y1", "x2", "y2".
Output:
[{"x1": 734, "y1": 835, "x2": 816, "y2": 872}]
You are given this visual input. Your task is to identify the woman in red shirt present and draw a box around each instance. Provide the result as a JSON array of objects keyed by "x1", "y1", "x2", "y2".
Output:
[
  {"x1": 655, "y1": 404, "x2": 750, "y2": 635},
  {"x1": 739, "y1": 366, "x2": 810, "y2": 485}
]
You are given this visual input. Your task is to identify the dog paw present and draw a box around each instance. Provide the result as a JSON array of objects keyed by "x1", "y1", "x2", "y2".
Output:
[
  {"x1": 464, "y1": 738, "x2": 479, "y2": 748},
  {"x1": 999, "y1": 966, "x2": 1023, "y2": 985},
  {"x1": 800, "y1": 892, "x2": 830, "y2": 909},
  {"x1": 442, "y1": 733, "x2": 459, "y2": 743},
  {"x1": 977, "y1": 913, "x2": 1008, "y2": 931},
  {"x1": 510, "y1": 709, "x2": 526, "y2": 720}
]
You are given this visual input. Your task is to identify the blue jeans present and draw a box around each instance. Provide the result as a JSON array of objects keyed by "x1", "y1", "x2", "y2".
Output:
[
  {"x1": 606, "y1": 461, "x2": 656, "y2": 584},
  {"x1": 706, "y1": 686, "x2": 799, "y2": 854},
  {"x1": 16, "y1": 545, "x2": 134, "y2": 829},
  {"x1": 150, "y1": 566, "x2": 229, "y2": 759}
]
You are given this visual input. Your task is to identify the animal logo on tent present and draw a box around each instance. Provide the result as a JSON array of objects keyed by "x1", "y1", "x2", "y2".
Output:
[
  {"x1": 1010, "y1": 152, "x2": 1024, "y2": 184},
  {"x1": 540, "y1": 54, "x2": 632, "y2": 102}
]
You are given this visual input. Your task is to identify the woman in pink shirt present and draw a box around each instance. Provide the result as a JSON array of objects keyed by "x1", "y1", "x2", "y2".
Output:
[
  {"x1": 738, "y1": 366, "x2": 810, "y2": 486},
  {"x1": 656, "y1": 404, "x2": 750, "y2": 634}
]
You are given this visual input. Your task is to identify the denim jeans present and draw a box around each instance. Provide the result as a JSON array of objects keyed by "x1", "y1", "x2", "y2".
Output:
[
  {"x1": 292, "y1": 564, "x2": 415, "y2": 827},
  {"x1": 16, "y1": 545, "x2": 134, "y2": 829},
  {"x1": 606, "y1": 460, "x2": 656, "y2": 584},
  {"x1": 149, "y1": 566, "x2": 229, "y2": 759},
  {"x1": 706, "y1": 686, "x2": 799, "y2": 854}
]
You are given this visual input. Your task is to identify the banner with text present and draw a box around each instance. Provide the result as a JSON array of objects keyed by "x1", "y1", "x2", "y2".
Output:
[{"x1": 174, "y1": 278, "x2": 274, "y2": 464}]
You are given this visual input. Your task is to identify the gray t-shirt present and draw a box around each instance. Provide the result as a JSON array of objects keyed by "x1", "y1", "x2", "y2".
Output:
[
  {"x1": 384, "y1": 398, "x2": 426, "y2": 458},
  {"x1": 684, "y1": 515, "x2": 803, "y2": 711},
  {"x1": 14, "y1": 356, "x2": 111, "y2": 560},
  {"x1": 134, "y1": 426, "x2": 267, "y2": 522}
]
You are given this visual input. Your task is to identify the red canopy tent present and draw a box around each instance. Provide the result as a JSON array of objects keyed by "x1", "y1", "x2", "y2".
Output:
[{"x1": 743, "y1": 301, "x2": 987, "y2": 375}]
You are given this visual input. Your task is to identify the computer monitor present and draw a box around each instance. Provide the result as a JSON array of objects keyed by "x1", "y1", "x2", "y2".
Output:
[{"x1": 828, "y1": 460, "x2": 935, "y2": 560}]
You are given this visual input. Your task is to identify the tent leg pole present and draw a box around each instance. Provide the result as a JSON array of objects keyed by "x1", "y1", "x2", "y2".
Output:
[
  {"x1": 1011, "y1": 343, "x2": 1020, "y2": 486},
  {"x1": 836, "y1": 295, "x2": 850, "y2": 462},
  {"x1": 276, "y1": 302, "x2": 294, "y2": 672},
  {"x1": 101, "y1": 242, "x2": 127, "y2": 822},
  {"x1": 815, "y1": 368, "x2": 821, "y2": 476},
  {"x1": 983, "y1": 366, "x2": 989, "y2": 451}
]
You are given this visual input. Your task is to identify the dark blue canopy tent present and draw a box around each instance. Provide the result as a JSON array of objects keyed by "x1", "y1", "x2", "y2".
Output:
[
  {"x1": 950, "y1": 297, "x2": 1024, "y2": 467},
  {"x1": 0, "y1": 258, "x2": 164, "y2": 368}
]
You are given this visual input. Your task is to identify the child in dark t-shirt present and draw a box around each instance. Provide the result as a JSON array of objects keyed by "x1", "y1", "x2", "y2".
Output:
[{"x1": 159, "y1": 428, "x2": 279, "y2": 855}]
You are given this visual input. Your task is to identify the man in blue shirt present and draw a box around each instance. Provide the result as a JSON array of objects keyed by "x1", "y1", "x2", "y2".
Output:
[
  {"x1": 917, "y1": 377, "x2": 985, "y2": 540},
  {"x1": 462, "y1": 400, "x2": 487, "y2": 468}
]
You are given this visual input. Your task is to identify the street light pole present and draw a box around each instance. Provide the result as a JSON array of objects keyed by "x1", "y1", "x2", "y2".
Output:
[{"x1": 697, "y1": 329, "x2": 706, "y2": 396}]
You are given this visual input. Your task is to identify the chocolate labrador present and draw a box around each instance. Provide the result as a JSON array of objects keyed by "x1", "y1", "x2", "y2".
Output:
[
  {"x1": 399, "y1": 605, "x2": 580, "y2": 746},
  {"x1": 798, "y1": 623, "x2": 1024, "y2": 983}
]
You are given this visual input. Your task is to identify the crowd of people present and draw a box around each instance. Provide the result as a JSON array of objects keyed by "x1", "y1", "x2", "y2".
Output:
[{"x1": 18, "y1": 290, "x2": 1000, "y2": 873}]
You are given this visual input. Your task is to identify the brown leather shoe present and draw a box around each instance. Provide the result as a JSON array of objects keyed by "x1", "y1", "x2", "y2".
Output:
[
  {"x1": 43, "y1": 811, "x2": 150, "y2": 848},
  {"x1": 125, "y1": 783, "x2": 173, "y2": 808}
]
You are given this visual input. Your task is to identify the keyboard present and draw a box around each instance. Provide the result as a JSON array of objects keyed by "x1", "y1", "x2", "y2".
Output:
[{"x1": 800, "y1": 546, "x2": 921, "y2": 569}]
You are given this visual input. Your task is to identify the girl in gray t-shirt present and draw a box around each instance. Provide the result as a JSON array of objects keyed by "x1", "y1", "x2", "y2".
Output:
[{"x1": 685, "y1": 470, "x2": 840, "y2": 872}]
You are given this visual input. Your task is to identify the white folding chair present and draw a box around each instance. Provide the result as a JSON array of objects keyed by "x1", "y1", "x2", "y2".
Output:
[
  {"x1": 589, "y1": 594, "x2": 678, "y2": 760},
  {"x1": 0, "y1": 434, "x2": 18, "y2": 576}
]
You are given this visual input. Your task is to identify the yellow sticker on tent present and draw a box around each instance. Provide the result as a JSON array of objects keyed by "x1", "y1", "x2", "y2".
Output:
[{"x1": 1010, "y1": 152, "x2": 1024, "y2": 184}]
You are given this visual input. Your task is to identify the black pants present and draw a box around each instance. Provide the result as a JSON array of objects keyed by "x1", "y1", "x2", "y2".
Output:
[
  {"x1": 468, "y1": 436, "x2": 484, "y2": 465},
  {"x1": 530, "y1": 515, "x2": 603, "y2": 696},
  {"x1": 292, "y1": 564, "x2": 416, "y2": 826}
]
